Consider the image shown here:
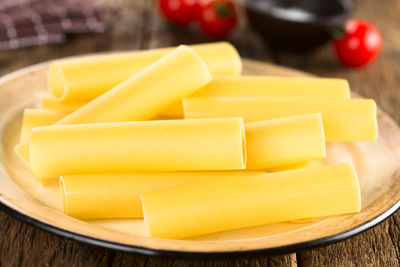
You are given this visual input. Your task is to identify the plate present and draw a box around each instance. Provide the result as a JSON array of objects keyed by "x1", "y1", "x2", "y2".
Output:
[{"x1": 1, "y1": 59, "x2": 400, "y2": 257}]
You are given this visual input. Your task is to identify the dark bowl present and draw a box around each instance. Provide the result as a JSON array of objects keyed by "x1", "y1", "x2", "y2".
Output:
[{"x1": 244, "y1": 0, "x2": 353, "y2": 52}]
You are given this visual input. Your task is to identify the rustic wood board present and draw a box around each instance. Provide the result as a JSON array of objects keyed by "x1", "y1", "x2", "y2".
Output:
[{"x1": 0, "y1": 58, "x2": 400, "y2": 256}]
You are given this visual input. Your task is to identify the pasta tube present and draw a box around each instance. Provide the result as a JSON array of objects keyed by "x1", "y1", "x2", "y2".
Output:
[
  {"x1": 246, "y1": 114, "x2": 326, "y2": 170},
  {"x1": 56, "y1": 45, "x2": 212, "y2": 125},
  {"x1": 141, "y1": 163, "x2": 361, "y2": 239},
  {"x1": 183, "y1": 97, "x2": 377, "y2": 141},
  {"x1": 29, "y1": 118, "x2": 246, "y2": 182}
]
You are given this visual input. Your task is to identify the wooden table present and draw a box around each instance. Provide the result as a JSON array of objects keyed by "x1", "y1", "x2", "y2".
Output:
[{"x1": 1, "y1": 0, "x2": 399, "y2": 265}]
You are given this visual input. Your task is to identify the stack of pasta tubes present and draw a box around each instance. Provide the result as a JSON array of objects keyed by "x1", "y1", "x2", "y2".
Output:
[{"x1": 15, "y1": 42, "x2": 376, "y2": 239}]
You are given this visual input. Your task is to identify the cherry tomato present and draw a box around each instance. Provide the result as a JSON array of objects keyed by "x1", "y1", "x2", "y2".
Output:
[
  {"x1": 159, "y1": 0, "x2": 197, "y2": 26},
  {"x1": 197, "y1": 0, "x2": 237, "y2": 37},
  {"x1": 194, "y1": 0, "x2": 212, "y2": 19},
  {"x1": 333, "y1": 19, "x2": 382, "y2": 67}
]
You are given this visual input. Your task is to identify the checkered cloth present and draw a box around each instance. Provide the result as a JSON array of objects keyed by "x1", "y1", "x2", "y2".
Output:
[{"x1": 0, "y1": 0, "x2": 108, "y2": 51}]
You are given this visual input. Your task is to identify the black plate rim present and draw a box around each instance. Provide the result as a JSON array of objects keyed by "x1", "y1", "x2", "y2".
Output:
[{"x1": 1, "y1": 198, "x2": 399, "y2": 258}]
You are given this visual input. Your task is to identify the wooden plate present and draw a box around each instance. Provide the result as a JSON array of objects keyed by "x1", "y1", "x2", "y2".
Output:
[{"x1": 1, "y1": 59, "x2": 400, "y2": 257}]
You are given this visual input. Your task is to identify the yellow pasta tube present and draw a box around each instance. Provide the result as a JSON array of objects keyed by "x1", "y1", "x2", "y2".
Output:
[
  {"x1": 246, "y1": 114, "x2": 326, "y2": 170},
  {"x1": 48, "y1": 42, "x2": 241, "y2": 101},
  {"x1": 40, "y1": 95, "x2": 85, "y2": 114},
  {"x1": 61, "y1": 171, "x2": 263, "y2": 219},
  {"x1": 29, "y1": 118, "x2": 246, "y2": 182},
  {"x1": 183, "y1": 97, "x2": 377, "y2": 141},
  {"x1": 141, "y1": 163, "x2": 361, "y2": 239},
  {"x1": 160, "y1": 76, "x2": 350, "y2": 118},
  {"x1": 20, "y1": 109, "x2": 66, "y2": 142},
  {"x1": 55, "y1": 45, "x2": 212, "y2": 125}
]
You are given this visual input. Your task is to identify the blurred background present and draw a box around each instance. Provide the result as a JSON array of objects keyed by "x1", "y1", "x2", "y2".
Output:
[
  {"x1": 1, "y1": 0, "x2": 397, "y2": 111},
  {"x1": 0, "y1": 0, "x2": 393, "y2": 71}
]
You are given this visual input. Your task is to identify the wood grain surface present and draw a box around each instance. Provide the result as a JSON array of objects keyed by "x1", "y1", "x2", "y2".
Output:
[{"x1": 0, "y1": 0, "x2": 399, "y2": 266}]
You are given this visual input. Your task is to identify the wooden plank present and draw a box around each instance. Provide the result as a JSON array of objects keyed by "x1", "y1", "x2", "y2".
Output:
[
  {"x1": 0, "y1": 210, "x2": 116, "y2": 266},
  {"x1": 110, "y1": 252, "x2": 297, "y2": 267},
  {"x1": 0, "y1": 209, "x2": 298, "y2": 266},
  {"x1": 299, "y1": 214, "x2": 400, "y2": 266}
]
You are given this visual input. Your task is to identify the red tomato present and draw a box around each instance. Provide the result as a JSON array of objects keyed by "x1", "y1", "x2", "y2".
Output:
[
  {"x1": 197, "y1": 0, "x2": 237, "y2": 37},
  {"x1": 194, "y1": 0, "x2": 212, "y2": 19},
  {"x1": 159, "y1": 0, "x2": 197, "y2": 26},
  {"x1": 333, "y1": 19, "x2": 382, "y2": 67}
]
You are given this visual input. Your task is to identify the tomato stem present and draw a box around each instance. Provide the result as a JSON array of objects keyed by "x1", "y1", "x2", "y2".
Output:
[
  {"x1": 329, "y1": 24, "x2": 346, "y2": 40},
  {"x1": 214, "y1": 2, "x2": 231, "y2": 17}
]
